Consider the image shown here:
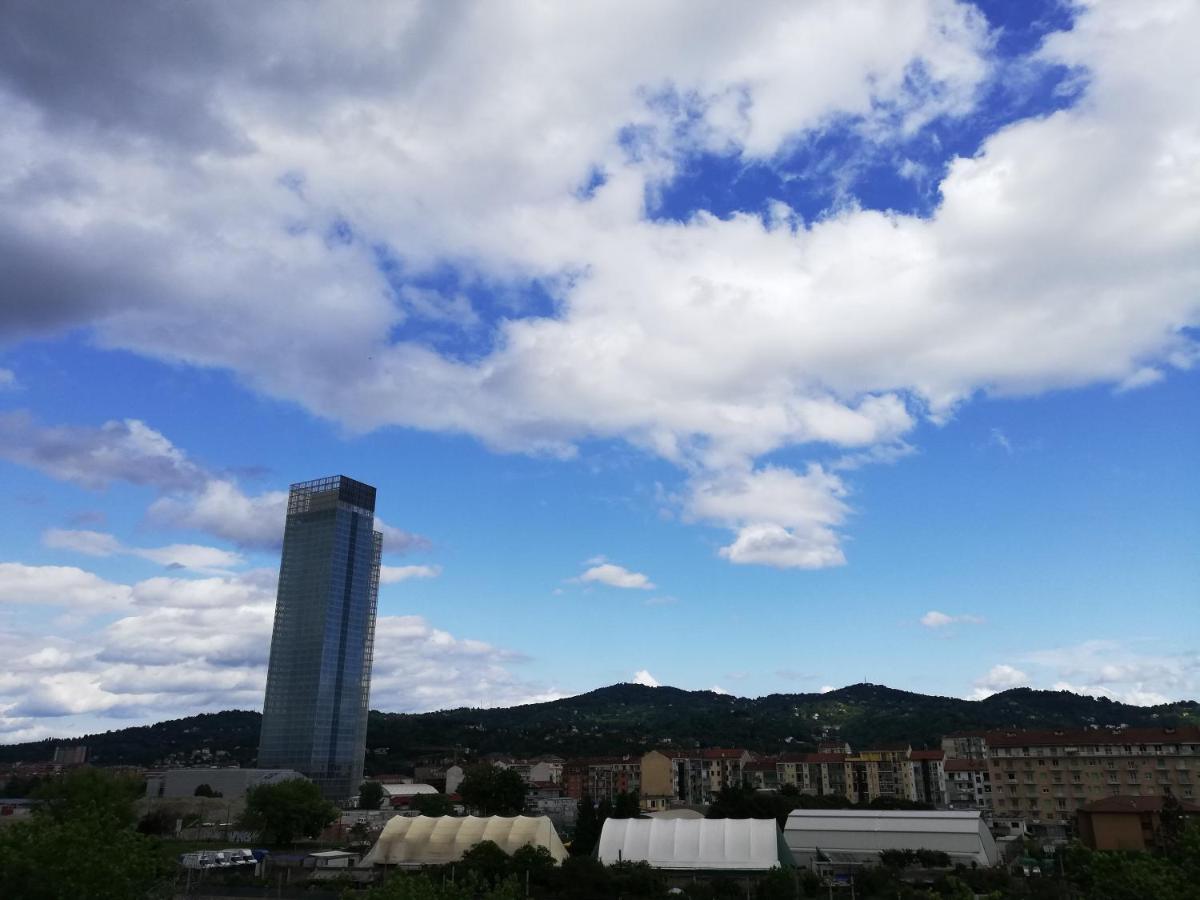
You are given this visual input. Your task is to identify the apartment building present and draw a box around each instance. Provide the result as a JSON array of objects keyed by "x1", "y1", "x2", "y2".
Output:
[
  {"x1": 985, "y1": 726, "x2": 1200, "y2": 836},
  {"x1": 640, "y1": 749, "x2": 751, "y2": 808},
  {"x1": 847, "y1": 746, "x2": 917, "y2": 804},
  {"x1": 561, "y1": 757, "x2": 640, "y2": 803},
  {"x1": 945, "y1": 758, "x2": 992, "y2": 811},
  {"x1": 942, "y1": 732, "x2": 988, "y2": 761},
  {"x1": 910, "y1": 750, "x2": 948, "y2": 806},
  {"x1": 747, "y1": 753, "x2": 849, "y2": 799}
]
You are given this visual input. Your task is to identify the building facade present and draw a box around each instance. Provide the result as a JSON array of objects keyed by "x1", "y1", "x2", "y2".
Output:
[
  {"x1": 910, "y1": 750, "x2": 948, "y2": 807},
  {"x1": 258, "y1": 476, "x2": 383, "y2": 803},
  {"x1": 985, "y1": 727, "x2": 1200, "y2": 835},
  {"x1": 945, "y1": 758, "x2": 992, "y2": 811}
]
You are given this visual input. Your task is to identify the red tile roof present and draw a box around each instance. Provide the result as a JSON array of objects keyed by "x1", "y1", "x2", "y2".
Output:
[
  {"x1": 801, "y1": 753, "x2": 848, "y2": 764},
  {"x1": 909, "y1": 750, "x2": 945, "y2": 761},
  {"x1": 985, "y1": 727, "x2": 1200, "y2": 748}
]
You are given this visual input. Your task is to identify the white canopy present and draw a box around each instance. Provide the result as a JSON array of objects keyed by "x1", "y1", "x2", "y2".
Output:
[
  {"x1": 597, "y1": 818, "x2": 784, "y2": 871},
  {"x1": 359, "y1": 815, "x2": 567, "y2": 867}
]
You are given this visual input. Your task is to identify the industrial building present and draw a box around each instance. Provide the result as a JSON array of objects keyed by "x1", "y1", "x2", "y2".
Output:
[{"x1": 783, "y1": 809, "x2": 1000, "y2": 869}]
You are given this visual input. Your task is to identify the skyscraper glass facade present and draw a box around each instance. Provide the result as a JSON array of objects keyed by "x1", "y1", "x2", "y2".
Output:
[{"x1": 258, "y1": 476, "x2": 382, "y2": 802}]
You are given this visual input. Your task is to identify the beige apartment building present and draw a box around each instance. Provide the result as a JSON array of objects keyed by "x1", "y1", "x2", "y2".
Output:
[
  {"x1": 640, "y1": 749, "x2": 751, "y2": 809},
  {"x1": 985, "y1": 727, "x2": 1200, "y2": 835},
  {"x1": 846, "y1": 746, "x2": 917, "y2": 804}
]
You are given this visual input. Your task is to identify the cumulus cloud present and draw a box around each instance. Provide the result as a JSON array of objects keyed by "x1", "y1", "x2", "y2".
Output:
[
  {"x1": 633, "y1": 669, "x2": 661, "y2": 688},
  {"x1": 379, "y1": 564, "x2": 441, "y2": 584},
  {"x1": 0, "y1": 562, "x2": 560, "y2": 740},
  {"x1": 1019, "y1": 640, "x2": 1200, "y2": 707},
  {"x1": 0, "y1": 413, "x2": 205, "y2": 491},
  {"x1": 0, "y1": 562, "x2": 132, "y2": 611},
  {"x1": 0, "y1": 1, "x2": 1196, "y2": 570},
  {"x1": 688, "y1": 465, "x2": 850, "y2": 568},
  {"x1": 920, "y1": 610, "x2": 984, "y2": 629},
  {"x1": 967, "y1": 664, "x2": 1029, "y2": 700},
  {"x1": 577, "y1": 562, "x2": 656, "y2": 590},
  {"x1": 43, "y1": 528, "x2": 244, "y2": 574}
]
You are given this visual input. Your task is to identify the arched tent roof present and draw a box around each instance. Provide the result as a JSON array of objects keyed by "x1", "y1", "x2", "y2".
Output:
[
  {"x1": 359, "y1": 815, "x2": 567, "y2": 867},
  {"x1": 597, "y1": 817, "x2": 787, "y2": 871}
]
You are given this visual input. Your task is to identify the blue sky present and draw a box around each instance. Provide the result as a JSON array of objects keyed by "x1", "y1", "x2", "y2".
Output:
[{"x1": 0, "y1": 0, "x2": 1197, "y2": 742}]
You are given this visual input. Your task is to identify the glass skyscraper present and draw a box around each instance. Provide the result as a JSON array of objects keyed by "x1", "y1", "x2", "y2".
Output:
[{"x1": 258, "y1": 476, "x2": 382, "y2": 803}]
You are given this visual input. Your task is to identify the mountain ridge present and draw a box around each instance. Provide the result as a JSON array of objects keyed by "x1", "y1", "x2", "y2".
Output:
[{"x1": 1, "y1": 683, "x2": 1195, "y2": 770}]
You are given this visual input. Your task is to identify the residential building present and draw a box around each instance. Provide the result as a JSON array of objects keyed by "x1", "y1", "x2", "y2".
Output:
[
  {"x1": 942, "y1": 732, "x2": 988, "y2": 761},
  {"x1": 945, "y1": 758, "x2": 992, "y2": 811},
  {"x1": 985, "y1": 726, "x2": 1200, "y2": 836},
  {"x1": 749, "y1": 753, "x2": 848, "y2": 799},
  {"x1": 910, "y1": 750, "x2": 947, "y2": 807},
  {"x1": 258, "y1": 475, "x2": 383, "y2": 803},
  {"x1": 846, "y1": 746, "x2": 916, "y2": 804},
  {"x1": 562, "y1": 757, "x2": 640, "y2": 803},
  {"x1": 1077, "y1": 796, "x2": 1200, "y2": 851},
  {"x1": 639, "y1": 749, "x2": 750, "y2": 808}
]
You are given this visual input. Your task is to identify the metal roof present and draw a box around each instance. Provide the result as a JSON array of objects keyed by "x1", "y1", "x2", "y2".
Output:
[{"x1": 784, "y1": 810, "x2": 999, "y2": 867}]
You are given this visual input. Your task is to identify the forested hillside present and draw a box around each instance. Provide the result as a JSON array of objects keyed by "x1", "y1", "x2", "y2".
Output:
[{"x1": 1, "y1": 683, "x2": 1194, "y2": 768}]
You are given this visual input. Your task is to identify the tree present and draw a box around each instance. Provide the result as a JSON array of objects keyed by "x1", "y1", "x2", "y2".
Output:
[
  {"x1": 460, "y1": 839, "x2": 512, "y2": 887},
  {"x1": 458, "y1": 764, "x2": 526, "y2": 816},
  {"x1": 194, "y1": 782, "x2": 222, "y2": 797},
  {"x1": 241, "y1": 777, "x2": 338, "y2": 845},
  {"x1": 359, "y1": 779, "x2": 386, "y2": 810},
  {"x1": 412, "y1": 792, "x2": 456, "y2": 817},
  {"x1": 0, "y1": 769, "x2": 171, "y2": 900},
  {"x1": 572, "y1": 796, "x2": 601, "y2": 855},
  {"x1": 612, "y1": 791, "x2": 641, "y2": 819}
]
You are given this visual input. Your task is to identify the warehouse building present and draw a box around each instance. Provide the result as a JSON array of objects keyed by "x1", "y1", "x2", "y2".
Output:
[{"x1": 784, "y1": 809, "x2": 1000, "y2": 869}]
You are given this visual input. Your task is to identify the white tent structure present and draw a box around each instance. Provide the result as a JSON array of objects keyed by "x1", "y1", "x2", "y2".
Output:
[
  {"x1": 784, "y1": 809, "x2": 1000, "y2": 868},
  {"x1": 597, "y1": 818, "x2": 789, "y2": 871},
  {"x1": 359, "y1": 815, "x2": 567, "y2": 868}
]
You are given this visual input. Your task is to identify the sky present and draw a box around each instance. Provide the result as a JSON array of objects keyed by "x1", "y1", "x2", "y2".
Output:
[{"x1": 0, "y1": 0, "x2": 1198, "y2": 744}]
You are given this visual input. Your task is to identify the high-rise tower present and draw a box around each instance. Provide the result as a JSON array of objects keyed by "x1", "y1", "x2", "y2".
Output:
[{"x1": 258, "y1": 476, "x2": 382, "y2": 803}]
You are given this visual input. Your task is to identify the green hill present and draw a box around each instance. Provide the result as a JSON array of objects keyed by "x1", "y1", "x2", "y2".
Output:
[{"x1": 1, "y1": 683, "x2": 1194, "y2": 769}]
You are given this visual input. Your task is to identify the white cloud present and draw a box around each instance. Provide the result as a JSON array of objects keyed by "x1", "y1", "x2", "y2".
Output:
[
  {"x1": 0, "y1": 368, "x2": 16, "y2": 390},
  {"x1": 633, "y1": 669, "x2": 661, "y2": 688},
  {"x1": 967, "y1": 664, "x2": 1029, "y2": 700},
  {"x1": 379, "y1": 564, "x2": 441, "y2": 584},
  {"x1": 43, "y1": 528, "x2": 244, "y2": 574},
  {"x1": 1015, "y1": 639, "x2": 1200, "y2": 707},
  {"x1": 0, "y1": 413, "x2": 205, "y2": 491},
  {"x1": 0, "y1": 1, "x2": 1196, "y2": 570},
  {"x1": 710, "y1": 685, "x2": 730, "y2": 695},
  {"x1": 0, "y1": 563, "x2": 132, "y2": 611},
  {"x1": 0, "y1": 562, "x2": 560, "y2": 738},
  {"x1": 688, "y1": 465, "x2": 850, "y2": 569},
  {"x1": 577, "y1": 562, "x2": 656, "y2": 590},
  {"x1": 920, "y1": 610, "x2": 983, "y2": 628},
  {"x1": 147, "y1": 480, "x2": 288, "y2": 549},
  {"x1": 818, "y1": 685, "x2": 835, "y2": 694}
]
